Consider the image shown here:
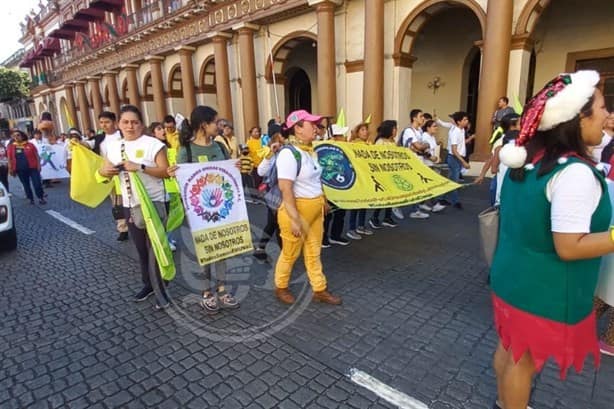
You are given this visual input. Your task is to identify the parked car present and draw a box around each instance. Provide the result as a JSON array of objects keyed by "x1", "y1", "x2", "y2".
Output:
[{"x1": 0, "y1": 182, "x2": 16, "y2": 250}]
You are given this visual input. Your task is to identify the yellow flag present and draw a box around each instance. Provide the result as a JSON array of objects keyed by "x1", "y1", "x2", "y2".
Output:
[
  {"x1": 336, "y1": 108, "x2": 346, "y2": 127},
  {"x1": 70, "y1": 142, "x2": 114, "y2": 207},
  {"x1": 63, "y1": 103, "x2": 75, "y2": 128},
  {"x1": 364, "y1": 114, "x2": 372, "y2": 124},
  {"x1": 513, "y1": 94, "x2": 524, "y2": 115}
]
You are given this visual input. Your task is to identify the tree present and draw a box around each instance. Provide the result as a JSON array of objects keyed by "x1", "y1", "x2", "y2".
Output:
[{"x1": 0, "y1": 67, "x2": 31, "y2": 102}]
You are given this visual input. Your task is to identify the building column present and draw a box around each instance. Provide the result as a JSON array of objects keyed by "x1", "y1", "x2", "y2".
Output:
[
  {"x1": 75, "y1": 81, "x2": 92, "y2": 132},
  {"x1": 64, "y1": 84, "x2": 79, "y2": 129},
  {"x1": 210, "y1": 32, "x2": 233, "y2": 121},
  {"x1": 176, "y1": 46, "x2": 197, "y2": 116},
  {"x1": 102, "y1": 71, "x2": 121, "y2": 116},
  {"x1": 507, "y1": 34, "x2": 535, "y2": 106},
  {"x1": 362, "y1": 0, "x2": 384, "y2": 135},
  {"x1": 122, "y1": 64, "x2": 141, "y2": 110},
  {"x1": 233, "y1": 23, "x2": 260, "y2": 136},
  {"x1": 88, "y1": 76, "x2": 104, "y2": 121},
  {"x1": 147, "y1": 55, "x2": 167, "y2": 122},
  {"x1": 309, "y1": 0, "x2": 338, "y2": 118},
  {"x1": 474, "y1": 0, "x2": 513, "y2": 159}
]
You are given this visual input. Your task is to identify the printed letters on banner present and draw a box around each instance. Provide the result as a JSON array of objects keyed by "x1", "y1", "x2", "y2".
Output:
[
  {"x1": 175, "y1": 160, "x2": 253, "y2": 265},
  {"x1": 314, "y1": 142, "x2": 460, "y2": 209}
]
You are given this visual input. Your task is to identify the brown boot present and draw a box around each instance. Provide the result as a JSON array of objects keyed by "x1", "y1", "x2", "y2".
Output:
[
  {"x1": 275, "y1": 287, "x2": 295, "y2": 304},
  {"x1": 313, "y1": 289, "x2": 342, "y2": 305}
]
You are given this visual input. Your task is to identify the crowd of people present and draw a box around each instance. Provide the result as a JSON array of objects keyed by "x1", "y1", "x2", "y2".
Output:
[{"x1": 4, "y1": 69, "x2": 614, "y2": 409}]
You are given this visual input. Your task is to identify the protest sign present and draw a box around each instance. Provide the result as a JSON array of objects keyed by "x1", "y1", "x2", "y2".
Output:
[{"x1": 40, "y1": 144, "x2": 70, "y2": 180}]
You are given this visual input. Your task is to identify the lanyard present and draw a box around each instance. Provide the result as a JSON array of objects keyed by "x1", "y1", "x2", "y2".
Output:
[{"x1": 120, "y1": 139, "x2": 134, "y2": 208}]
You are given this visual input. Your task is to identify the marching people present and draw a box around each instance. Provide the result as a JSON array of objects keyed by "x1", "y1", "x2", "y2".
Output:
[
  {"x1": 215, "y1": 120, "x2": 238, "y2": 159},
  {"x1": 417, "y1": 120, "x2": 446, "y2": 213},
  {"x1": 439, "y1": 111, "x2": 470, "y2": 209},
  {"x1": 247, "y1": 126, "x2": 264, "y2": 187},
  {"x1": 254, "y1": 132, "x2": 285, "y2": 260},
  {"x1": 98, "y1": 105, "x2": 171, "y2": 309},
  {"x1": 98, "y1": 111, "x2": 129, "y2": 242},
  {"x1": 7, "y1": 129, "x2": 46, "y2": 205},
  {"x1": 322, "y1": 124, "x2": 350, "y2": 247},
  {"x1": 369, "y1": 120, "x2": 399, "y2": 229},
  {"x1": 346, "y1": 123, "x2": 374, "y2": 240},
  {"x1": 167, "y1": 106, "x2": 240, "y2": 314},
  {"x1": 274, "y1": 109, "x2": 341, "y2": 305},
  {"x1": 490, "y1": 71, "x2": 612, "y2": 409}
]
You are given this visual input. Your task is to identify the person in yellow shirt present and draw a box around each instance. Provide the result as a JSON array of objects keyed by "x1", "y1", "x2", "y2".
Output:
[
  {"x1": 163, "y1": 115, "x2": 180, "y2": 149},
  {"x1": 246, "y1": 126, "x2": 264, "y2": 186}
]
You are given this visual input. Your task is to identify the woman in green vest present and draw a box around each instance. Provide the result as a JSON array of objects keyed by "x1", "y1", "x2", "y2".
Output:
[{"x1": 491, "y1": 70, "x2": 611, "y2": 409}]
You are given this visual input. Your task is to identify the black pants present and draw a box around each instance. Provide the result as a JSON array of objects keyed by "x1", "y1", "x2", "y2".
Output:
[
  {"x1": 241, "y1": 173, "x2": 256, "y2": 199},
  {"x1": 371, "y1": 208, "x2": 392, "y2": 222},
  {"x1": 124, "y1": 207, "x2": 164, "y2": 289},
  {"x1": 0, "y1": 166, "x2": 8, "y2": 191},
  {"x1": 16, "y1": 168, "x2": 44, "y2": 201},
  {"x1": 258, "y1": 207, "x2": 281, "y2": 249},
  {"x1": 323, "y1": 208, "x2": 346, "y2": 240}
]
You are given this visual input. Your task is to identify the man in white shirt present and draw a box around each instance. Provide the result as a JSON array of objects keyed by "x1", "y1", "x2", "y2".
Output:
[
  {"x1": 444, "y1": 111, "x2": 470, "y2": 209},
  {"x1": 98, "y1": 111, "x2": 129, "y2": 241}
]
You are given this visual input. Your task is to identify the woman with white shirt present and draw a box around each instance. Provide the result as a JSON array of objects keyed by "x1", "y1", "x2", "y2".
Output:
[
  {"x1": 274, "y1": 110, "x2": 341, "y2": 306},
  {"x1": 98, "y1": 105, "x2": 171, "y2": 309},
  {"x1": 419, "y1": 120, "x2": 446, "y2": 213}
]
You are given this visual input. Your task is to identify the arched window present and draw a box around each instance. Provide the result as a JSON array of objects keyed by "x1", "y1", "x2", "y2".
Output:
[
  {"x1": 168, "y1": 65, "x2": 183, "y2": 98},
  {"x1": 121, "y1": 78, "x2": 129, "y2": 104},
  {"x1": 143, "y1": 73, "x2": 153, "y2": 101}
]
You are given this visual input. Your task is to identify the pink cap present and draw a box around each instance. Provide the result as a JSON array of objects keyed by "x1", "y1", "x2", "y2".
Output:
[{"x1": 285, "y1": 110, "x2": 322, "y2": 128}]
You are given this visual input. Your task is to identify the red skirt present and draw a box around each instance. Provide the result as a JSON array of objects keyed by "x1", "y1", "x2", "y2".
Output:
[{"x1": 492, "y1": 293, "x2": 599, "y2": 379}]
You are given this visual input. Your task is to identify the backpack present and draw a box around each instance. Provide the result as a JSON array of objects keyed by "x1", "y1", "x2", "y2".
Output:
[
  {"x1": 185, "y1": 140, "x2": 230, "y2": 163},
  {"x1": 262, "y1": 145, "x2": 302, "y2": 210},
  {"x1": 396, "y1": 127, "x2": 411, "y2": 146}
]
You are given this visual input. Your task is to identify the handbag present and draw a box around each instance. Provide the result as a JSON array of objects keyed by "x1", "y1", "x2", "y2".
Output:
[{"x1": 478, "y1": 206, "x2": 499, "y2": 267}]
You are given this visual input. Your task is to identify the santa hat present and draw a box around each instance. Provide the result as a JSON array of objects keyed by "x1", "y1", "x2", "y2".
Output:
[{"x1": 500, "y1": 70, "x2": 600, "y2": 168}]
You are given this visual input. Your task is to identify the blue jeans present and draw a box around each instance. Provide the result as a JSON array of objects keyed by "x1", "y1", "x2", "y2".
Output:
[
  {"x1": 489, "y1": 177, "x2": 497, "y2": 206},
  {"x1": 446, "y1": 155, "x2": 461, "y2": 205},
  {"x1": 17, "y1": 168, "x2": 44, "y2": 201},
  {"x1": 349, "y1": 209, "x2": 366, "y2": 230}
]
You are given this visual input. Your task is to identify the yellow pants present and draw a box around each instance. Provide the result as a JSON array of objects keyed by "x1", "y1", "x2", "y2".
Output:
[{"x1": 275, "y1": 196, "x2": 327, "y2": 292}]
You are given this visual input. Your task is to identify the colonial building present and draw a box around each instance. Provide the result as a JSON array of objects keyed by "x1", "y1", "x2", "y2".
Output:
[{"x1": 18, "y1": 0, "x2": 614, "y2": 157}]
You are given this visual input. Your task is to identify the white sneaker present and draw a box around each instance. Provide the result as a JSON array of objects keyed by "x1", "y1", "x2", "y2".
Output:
[
  {"x1": 346, "y1": 230, "x2": 362, "y2": 240},
  {"x1": 355, "y1": 226, "x2": 373, "y2": 236},
  {"x1": 169, "y1": 242, "x2": 177, "y2": 252},
  {"x1": 409, "y1": 210, "x2": 430, "y2": 219},
  {"x1": 392, "y1": 208, "x2": 404, "y2": 220},
  {"x1": 432, "y1": 202, "x2": 446, "y2": 213},
  {"x1": 418, "y1": 204, "x2": 432, "y2": 212}
]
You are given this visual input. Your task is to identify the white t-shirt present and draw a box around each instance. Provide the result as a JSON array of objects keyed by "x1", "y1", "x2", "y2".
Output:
[
  {"x1": 592, "y1": 131, "x2": 612, "y2": 163},
  {"x1": 401, "y1": 127, "x2": 422, "y2": 148},
  {"x1": 106, "y1": 135, "x2": 166, "y2": 207},
  {"x1": 417, "y1": 132, "x2": 437, "y2": 166},
  {"x1": 447, "y1": 126, "x2": 466, "y2": 157},
  {"x1": 31, "y1": 138, "x2": 49, "y2": 155},
  {"x1": 276, "y1": 147, "x2": 323, "y2": 198},
  {"x1": 100, "y1": 130, "x2": 122, "y2": 158},
  {"x1": 545, "y1": 163, "x2": 602, "y2": 233}
]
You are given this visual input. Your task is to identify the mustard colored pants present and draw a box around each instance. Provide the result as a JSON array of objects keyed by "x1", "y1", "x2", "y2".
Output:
[{"x1": 275, "y1": 196, "x2": 327, "y2": 292}]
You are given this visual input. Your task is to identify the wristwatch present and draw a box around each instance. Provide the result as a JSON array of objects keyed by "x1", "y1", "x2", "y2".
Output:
[{"x1": 140, "y1": 163, "x2": 146, "y2": 172}]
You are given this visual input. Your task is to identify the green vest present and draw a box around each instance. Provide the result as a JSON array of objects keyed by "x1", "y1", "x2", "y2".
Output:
[{"x1": 491, "y1": 158, "x2": 611, "y2": 324}]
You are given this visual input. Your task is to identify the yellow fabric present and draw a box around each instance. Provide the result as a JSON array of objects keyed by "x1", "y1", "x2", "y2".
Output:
[
  {"x1": 239, "y1": 154, "x2": 254, "y2": 174},
  {"x1": 247, "y1": 138, "x2": 263, "y2": 167},
  {"x1": 314, "y1": 141, "x2": 460, "y2": 209},
  {"x1": 70, "y1": 141, "x2": 114, "y2": 208},
  {"x1": 166, "y1": 130, "x2": 180, "y2": 150},
  {"x1": 275, "y1": 196, "x2": 327, "y2": 292}
]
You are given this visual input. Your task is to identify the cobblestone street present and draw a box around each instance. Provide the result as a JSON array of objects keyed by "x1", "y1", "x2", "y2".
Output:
[{"x1": 2, "y1": 178, "x2": 614, "y2": 409}]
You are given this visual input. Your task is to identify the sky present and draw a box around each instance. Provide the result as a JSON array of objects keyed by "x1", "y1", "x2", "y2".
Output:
[{"x1": 0, "y1": 0, "x2": 42, "y2": 64}]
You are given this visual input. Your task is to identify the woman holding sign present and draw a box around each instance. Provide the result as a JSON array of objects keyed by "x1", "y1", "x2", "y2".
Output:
[
  {"x1": 490, "y1": 71, "x2": 612, "y2": 409},
  {"x1": 167, "y1": 106, "x2": 240, "y2": 315},
  {"x1": 274, "y1": 109, "x2": 341, "y2": 305}
]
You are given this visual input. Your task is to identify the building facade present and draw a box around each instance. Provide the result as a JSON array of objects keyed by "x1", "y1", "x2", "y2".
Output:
[{"x1": 18, "y1": 0, "x2": 614, "y2": 156}]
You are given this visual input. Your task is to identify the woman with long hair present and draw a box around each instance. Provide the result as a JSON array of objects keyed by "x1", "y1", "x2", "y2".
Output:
[
  {"x1": 490, "y1": 71, "x2": 611, "y2": 409},
  {"x1": 99, "y1": 105, "x2": 170, "y2": 309},
  {"x1": 167, "y1": 106, "x2": 240, "y2": 314},
  {"x1": 274, "y1": 110, "x2": 341, "y2": 305},
  {"x1": 368, "y1": 120, "x2": 399, "y2": 229}
]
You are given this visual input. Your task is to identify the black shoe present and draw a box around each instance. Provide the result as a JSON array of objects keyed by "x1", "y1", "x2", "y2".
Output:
[
  {"x1": 321, "y1": 239, "x2": 331, "y2": 249},
  {"x1": 439, "y1": 199, "x2": 452, "y2": 206},
  {"x1": 39, "y1": 199, "x2": 47, "y2": 205},
  {"x1": 117, "y1": 232, "x2": 129, "y2": 241},
  {"x1": 453, "y1": 202, "x2": 463, "y2": 210},
  {"x1": 368, "y1": 219, "x2": 383, "y2": 230},
  {"x1": 253, "y1": 247, "x2": 268, "y2": 260},
  {"x1": 329, "y1": 237, "x2": 350, "y2": 246},
  {"x1": 382, "y1": 218, "x2": 398, "y2": 228},
  {"x1": 134, "y1": 286, "x2": 154, "y2": 302}
]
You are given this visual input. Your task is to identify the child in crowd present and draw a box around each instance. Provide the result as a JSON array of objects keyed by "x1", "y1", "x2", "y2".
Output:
[{"x1": 239, "y1": 144, "x2": 256, "y2": 203}]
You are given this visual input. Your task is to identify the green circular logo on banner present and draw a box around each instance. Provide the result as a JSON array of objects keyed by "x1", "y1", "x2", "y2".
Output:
[{"x1": 392, "y1": 174, "x2": 414, "y2": 191}]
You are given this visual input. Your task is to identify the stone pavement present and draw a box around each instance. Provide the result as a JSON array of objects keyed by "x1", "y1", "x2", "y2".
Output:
[{"x1": 1, "y1": 177, "x2": 614, "y2": 409}]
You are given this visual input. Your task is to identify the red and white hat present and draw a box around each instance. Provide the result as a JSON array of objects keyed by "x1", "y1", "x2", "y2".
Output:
[{"x1": 500, "y1": 70, "x2": 600, "y2": 168}]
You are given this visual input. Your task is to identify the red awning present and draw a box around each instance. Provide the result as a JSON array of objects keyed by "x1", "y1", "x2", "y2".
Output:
[
  {"x1": 74, "y1": 7, "x2": 107, "y2": 22},
  {"x1": 48, "y1": 27, "x2": 76, "y2": 40},
  {"x1": 31, "y1": 44, "x2": 45, "y2": 61},
  {"x1": 89, "y1": 0, "x2": 123, "y2": 12},
  {"x1": 19, "y1": 51, "x2": 34, "y2": 68},
  {"x1": 40, "y1": 37, "x2": 61, "y2": 56},
  {"x1": 60, "y1": 18, "x2": 90, "y2": 33}
]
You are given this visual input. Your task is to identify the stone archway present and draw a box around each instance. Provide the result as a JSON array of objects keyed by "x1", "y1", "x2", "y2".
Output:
[
  {"x1": 198, "y1": 55, "x2": 218, "y2": 108},
  {"x1": 515, "y1": 0, "x2": 552, "y2": 37},
  {"x1": 265, "y1": 31, "x2": 318, "y2": 84}
]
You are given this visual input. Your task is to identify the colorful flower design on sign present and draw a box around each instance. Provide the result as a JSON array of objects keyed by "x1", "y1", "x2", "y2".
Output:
[{"x1": 189, "y1": 173, "x2": 234, "y2": 222}]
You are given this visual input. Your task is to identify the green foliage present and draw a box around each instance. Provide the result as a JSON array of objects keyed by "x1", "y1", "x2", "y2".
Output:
[{"x1": 0, "y1": 67, "x2": 31, "y2": 102}]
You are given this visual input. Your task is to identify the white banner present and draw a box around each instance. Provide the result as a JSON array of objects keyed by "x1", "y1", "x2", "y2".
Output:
[
  {"x1": 40, "y1": 144, "x2": 70, "y2": 180},
  {"x1": 175, "y1": 160, "x2": 253, "y2": 265}
]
